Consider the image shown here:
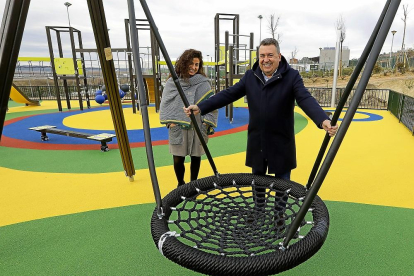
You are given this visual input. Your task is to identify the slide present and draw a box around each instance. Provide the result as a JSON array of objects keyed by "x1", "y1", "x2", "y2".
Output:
[{"x1": 10, "y1": 84, "x2": 40, "y2": 106}]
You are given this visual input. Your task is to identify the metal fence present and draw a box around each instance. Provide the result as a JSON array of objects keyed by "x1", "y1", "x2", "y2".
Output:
[
  {"x1": 17, "y1": 85, "x2": 136, "y2": 101},
  {"x1": 388, "y1": 90, "x2": 414, "y2": 135},
  {"x1": 12, "y1": 85, "x2": 414, "y2": 135},
  {"x1": 307, "y1": 87, "x2": 389, "y2": 109}
]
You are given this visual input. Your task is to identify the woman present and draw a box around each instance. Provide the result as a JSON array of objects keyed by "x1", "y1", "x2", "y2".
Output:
[{"x1": 160, "y1": 49, "x2": 218, "y2": 187}]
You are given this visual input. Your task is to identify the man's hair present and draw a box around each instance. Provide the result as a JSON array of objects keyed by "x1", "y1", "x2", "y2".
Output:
[
  {"x1": 260, "y1": 38, "x2": 280, "y2": 54},
  {"x1": 174, "y1": 49, "x2": 206, "y2": 80}
]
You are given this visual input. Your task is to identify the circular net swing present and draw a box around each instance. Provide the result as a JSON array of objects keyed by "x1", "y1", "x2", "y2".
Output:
[
  {"x1": 151, "y1": 174, "x2": 329, "y2": 276},
  {"x1": 130, "y1": 0, "x2": 398, "y2": 274}
]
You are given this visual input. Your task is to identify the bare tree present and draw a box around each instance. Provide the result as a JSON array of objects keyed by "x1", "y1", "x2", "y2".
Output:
[
  {"x1": 399, "y1": 4, "x2": 411, "y2": 68},
  {"x1": 267, "y1": 14, "x2": 282, "y2": 43},
  {"x1": 291, "y1": 47, "x2": 298, "y2": 62},
  {"x1": 335, "y1": 15, "x2": 346, "y2": 77}
]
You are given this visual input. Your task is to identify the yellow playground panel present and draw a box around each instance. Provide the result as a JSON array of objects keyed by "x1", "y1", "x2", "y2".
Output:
[
  {"x1": 232, "y1": 79, "x2": 248, "y2": 107},
  {"x1": 53, "y1": 58, "x2": 83, "y2": 75}
]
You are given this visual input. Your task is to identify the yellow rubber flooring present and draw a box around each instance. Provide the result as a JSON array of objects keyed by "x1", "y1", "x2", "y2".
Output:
[{"x1": 1, "y1": 102, "x2": 413, "y2": 228}]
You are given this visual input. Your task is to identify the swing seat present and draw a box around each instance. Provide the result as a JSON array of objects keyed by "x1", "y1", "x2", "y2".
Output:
[{"x1": 151, "y1": 173, "x2": 329, "y2": 276}]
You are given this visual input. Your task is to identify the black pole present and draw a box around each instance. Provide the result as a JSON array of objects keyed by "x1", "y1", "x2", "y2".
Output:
[
  {"x1": 138, "y1": 0, "x2": 219, "y2": 178},
  {"x1": 283, "y1": 0, "x2": 401, "y2": 248},
  {"x1": 77, "y1": 31, "x2": 91, "y2": 109},
  {"x1": 56, "y1": 30, "x2": 71, "y2": 110},
  {"x1": 124, "y1": 19, "x2": 137, "y2": 114},
  {"x1": 0, "y1": 0, "x2": 31, "y2": 140},
  {"x1": 69, "y1": 27, "x2": 83, "y2": 110},
  {"x1": 45, "y1": 27, "x2": 63, "y2": 112},
  {"x1": 306, "y1": 0, "x2": 392, "y2": 189},
  {"x1": 126, "y1": 0, "x2": 164, "y2": 215}
]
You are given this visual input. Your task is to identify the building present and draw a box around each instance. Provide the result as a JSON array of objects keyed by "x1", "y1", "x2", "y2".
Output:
[
  {"x1": 290, "y1": 57, "x2": 320, "y2": 72},
  {"x1": 319, "y1": 46, "x2": 350, "y2": 71}
]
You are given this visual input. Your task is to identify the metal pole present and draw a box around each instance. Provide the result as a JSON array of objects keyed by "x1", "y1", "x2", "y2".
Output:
[
  {"x1": 283, "y1": 0, "x2": 400, "y2": 249},
  {"x1": 306, "y1": 0, "x2": 392, "y2": 190},
  {"x1": 331, "y1": 29, "x2": 341, "y2": 107},
  {"x1": 45, "y1": 26, "x2": 63, "y2": 112},
  {"x1": 0, "y1": 0, "x2": 31, "y2": 140},
  {"x1": 64, "y1": 2, "x2": 72, "y2": 28},
  {"x1": 138, "y1": 0, "x2": 219, "y2": 177},
  {"x1": 126, "y1": 0, "x2": 163, "y2": 215},
  {"x1": 207, "y1": 54, "x2": 210, "y2": 83},
  {"x1": 87, "y1": 0, "x2": 136, "y2": 180},
  {"x1": 69, "y1": 28, "x2": 83, "y2": 110},
  {"x1": 390, "y1": 30, "x2": 396, "y2": 68},
  {"x1": 258, "y1": 15, "x2": 262, "y2": 43}
]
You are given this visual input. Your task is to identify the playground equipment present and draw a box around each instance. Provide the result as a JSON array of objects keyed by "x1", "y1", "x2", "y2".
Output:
[
  {"x1": 42, "y1": 20, "x2": 162, "y2": 114},
  {"x1": 1, "y1": 0, "x2": 135, "y2": 179},
  {"x1": 94, "y1": 84, "x2": 128, "y2": 104},
  {"x1": 14, "y1": 57, "x2": 53, "y2": 81},
  {"x1": 225, "y1": 32, "x2": 255, "y2": 122},
  {"x1": 0, "y1": 0, "x2": 28, "y2": 140},
  {"x1": 129, "y1": 0, "x2": 400, "y2": 275},
  {"x1": 0, "y1": 0, "x2": 402, "y2": 274},
  {"x1": 10, "y1": 83, "x2": 40, "y2": 106},
  {"x1": 214, "y1": 14, "x2": 255, "y2": 122},
  {"x1": 214, "y1": 13, "x2": 239, "y2": 94},
  {"x1": 125, "y1": 18, "x2": 162, "y2": 113},
  {"x1": 95, "y1": 93, "x2": 105, "y2": 104},
  {"x1": 46, "y1": 26, "x2": 91, "y2": 111},
  {"x1": 119, "y1": 89, "x2": 126, "y2": 99},
  {"x1": 86, "y1": 0, "x2": 136, "y2": 180},
  {"x1": 29, "y1": 125, "x2": 115, "y2": 152},
  {"x1": 46, "y1": 24, "x2": 147, "y2": 113}
]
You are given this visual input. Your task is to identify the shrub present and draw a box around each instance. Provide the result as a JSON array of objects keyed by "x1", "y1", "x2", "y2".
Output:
[
  {"x1": 396, "y1": 62, "x2": 406, "y2": 74},
  {"x1": 342, "y1": 67, "x2": 353, "y2": 76},
  {"x1": 372, "y1": 62, "x2": 382, "y2": 74}
]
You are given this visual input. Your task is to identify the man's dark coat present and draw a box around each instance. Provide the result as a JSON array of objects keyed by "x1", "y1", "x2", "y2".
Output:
[{"x1": 198, "y1": 55, "x2": 329, "y2": 174}]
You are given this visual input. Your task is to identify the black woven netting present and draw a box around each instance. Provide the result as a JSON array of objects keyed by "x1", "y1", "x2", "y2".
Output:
[{"x1": 151, "y1": 173, "x2": 329, "y2": 276}]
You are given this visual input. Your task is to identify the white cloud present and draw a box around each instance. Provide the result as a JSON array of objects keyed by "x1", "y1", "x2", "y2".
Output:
[{"x1": 0, "y1": 0, "x2": 412, "y2": 61}]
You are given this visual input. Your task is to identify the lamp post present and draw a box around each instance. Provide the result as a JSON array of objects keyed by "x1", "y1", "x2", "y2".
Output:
[
  {"x1": 319, "y1": 47, "x2": 322, "y2": 74},
  {"x1": 390, "y1": 30, "x2": 397, "y2": 68},
  {"x1": 206, "y1": 54, "x2": 210, "y2": 81},
  {"x1": 64, "y1": 2, "x2": 72, "y2": 28},
  {"x1": 210, "y1": 55, "x2": 213, "y2": 81},
  {"x1": 206, "y1": 54, "x2": 213, "y2": 85},
  {"x1": 258, "y1": 15, "x2": 263, "y2": 43}
]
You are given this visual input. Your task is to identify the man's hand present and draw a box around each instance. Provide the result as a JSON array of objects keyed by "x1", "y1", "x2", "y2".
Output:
[
  {"x1": 183, "y1": 105, "x2": 200, "y2": 116},
  {"x1": 322, "y1": 120, "x2": 338, "y2": 137}
]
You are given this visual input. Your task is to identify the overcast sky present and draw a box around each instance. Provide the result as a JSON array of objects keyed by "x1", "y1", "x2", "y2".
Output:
[{"x1": 1, "y1": 0, "x2": 412, "y2": 61}]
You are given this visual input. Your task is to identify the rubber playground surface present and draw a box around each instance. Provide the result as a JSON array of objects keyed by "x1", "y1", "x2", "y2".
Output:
[{"x1": 1, "y1": 99, "x2": 413, "y2": 275}]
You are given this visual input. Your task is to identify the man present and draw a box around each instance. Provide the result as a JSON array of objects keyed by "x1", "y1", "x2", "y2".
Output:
[{"x1": 184, "y1": 38, "x2": 338, "y2": 179}]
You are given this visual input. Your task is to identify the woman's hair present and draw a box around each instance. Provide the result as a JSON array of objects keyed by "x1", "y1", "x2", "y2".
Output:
[{"x1": 174, "y1": 49, "x2": 206, "y2": 80}]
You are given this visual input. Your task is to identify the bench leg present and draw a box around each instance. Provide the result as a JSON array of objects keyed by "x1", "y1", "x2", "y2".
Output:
[
  {"x1": 100, "y1": 141, "x2": 109, "y2": 152},
  {"x1": 41, "y1": 131, "x2": 49, "y2": 141}
]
